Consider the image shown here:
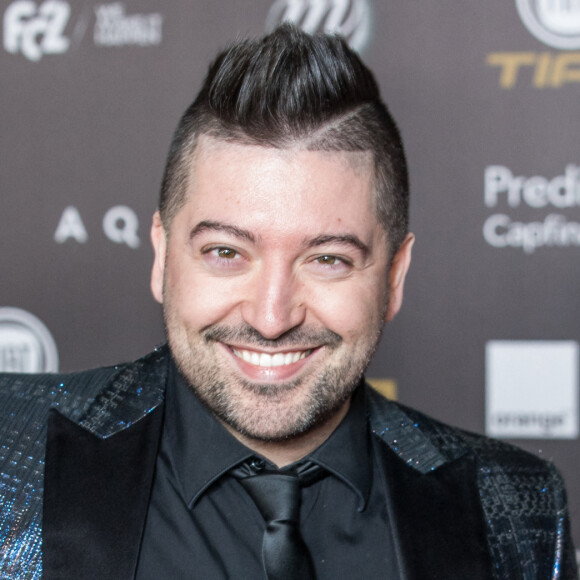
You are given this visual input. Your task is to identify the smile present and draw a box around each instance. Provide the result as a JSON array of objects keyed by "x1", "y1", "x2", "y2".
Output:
[{"x1": 231, "y1": 348, "x2": 313, "y2": 367}]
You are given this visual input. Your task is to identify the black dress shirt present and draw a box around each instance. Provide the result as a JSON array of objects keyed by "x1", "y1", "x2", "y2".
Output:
[{"x1": 135, "y1": 362, "x2": 402, "y2": 579}]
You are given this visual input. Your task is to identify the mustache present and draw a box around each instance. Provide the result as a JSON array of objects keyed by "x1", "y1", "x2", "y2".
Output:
[{"x1": 203, "y1": 324, "x2": 342, "y2": 349}]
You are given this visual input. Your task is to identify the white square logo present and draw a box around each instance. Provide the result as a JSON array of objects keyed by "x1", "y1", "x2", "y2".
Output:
[{"x1": 486, "y1": 341, "x2": 579, "y2": 439}]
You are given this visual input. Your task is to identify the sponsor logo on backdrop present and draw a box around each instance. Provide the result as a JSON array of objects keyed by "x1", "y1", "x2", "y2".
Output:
[
  {"x1": 2, "y1": 1, "x2": 163, "y2": 61},
  {"x1": 366, "y1": 378, "x2": 397, "y2": 400},
  {"x1": 516, "y1": 0, "x2": 580, "y2": 50},
  {"x1": 265, "y1": 0, "x2": 372, "y2": 53},
  {"x1": 0, "y1": 307, "x2": 59, "y2": 373},
  {"x1": 54, "y1": 205, "x2": 141, "y2": 248},
  {"x1": 486, "y1": 340, "x2": 579, "y2": 439},
  {"x1": 94, "y1": 3, "x2": 162, "y2": 47},
  {"x1": 483, "y1": 163, "x2": 580, "y2": 253},
  {"x1": 486, "y1": 0, "x2": 580, "y2": 88},
  {"x1": 3, "y1": 0, "x2": 71, "y2": 61}
]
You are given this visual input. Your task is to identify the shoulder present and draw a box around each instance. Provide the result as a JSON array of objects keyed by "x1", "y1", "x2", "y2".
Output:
[
  {"x1": 0, "y1": 363, "x2": 121, "y2": 399},
  {"x1": 0, "y1": 365, "x2": 118, "y2": 394},
  {"x1": 0, "y1": 346, "x2": 170, "y2": 434},
  {"x1": 365, "y1": 385, "x2": 573, "y2": 564},
  {"x1": 0, "y1": 346, "x2": 169, "y2": 401},
  {"x1": 366, "y1": 384, "x2": 559, "y2": 480},
  {"x1": 0, "y1": 345, "x2": 168, "y2": 421},
  {"x1": 0, "y1": 364, "x2": 121, "y2": 425},
  {"x1": 366, "y1": 387, "x2": 577, "y2": 578}
]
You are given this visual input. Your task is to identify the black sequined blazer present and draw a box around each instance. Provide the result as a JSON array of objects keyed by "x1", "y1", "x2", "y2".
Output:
[{"x1": 0, "y1": 346, "x2": 576, "y2": 579}]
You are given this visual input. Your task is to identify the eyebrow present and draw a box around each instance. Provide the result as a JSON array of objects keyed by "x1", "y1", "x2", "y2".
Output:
[
  {"x1": 189, "y1": 221, "x2": 369, "y2": 257},
  {"x1": 305, "y1": 234, "x2": 370, "y2": 257},
  {"x1": 189, "y1": 221, "x2": 256, "y2": 243}
]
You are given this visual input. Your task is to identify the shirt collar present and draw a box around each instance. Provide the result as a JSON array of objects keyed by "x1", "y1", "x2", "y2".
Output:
[
  {"x1": 164, "y1": 360, "x2": 372, "y2": 511},
  {"x1": 307, "y1": 382, "x2": 372, "y2": 511},
  {"x1": 164, "y1": 362, "x2": 254, "y2": 508}
]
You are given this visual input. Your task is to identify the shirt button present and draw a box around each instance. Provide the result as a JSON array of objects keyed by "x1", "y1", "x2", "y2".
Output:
[{"x1": 250, "y1": 457, "x2": 265, "y2": 472}]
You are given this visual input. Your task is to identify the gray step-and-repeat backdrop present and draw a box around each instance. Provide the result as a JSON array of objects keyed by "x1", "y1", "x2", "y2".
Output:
[{"x1": 1, "y1": 0, "x2": 579, "y2": 559}]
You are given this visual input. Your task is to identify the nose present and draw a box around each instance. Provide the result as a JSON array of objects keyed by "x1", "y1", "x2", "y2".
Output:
[{"x1": 240, "y1": 262, "x2": 306, "y2": 340}]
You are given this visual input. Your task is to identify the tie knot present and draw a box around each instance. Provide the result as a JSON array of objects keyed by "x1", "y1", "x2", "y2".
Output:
[
  {"x1": 230, "y1": 460, "x2": 317, "y2": 579},
  {"x1": 230, "y1": 458, "x2": 327, "y2": 523},
  {"x1": 230, "y1": 457, "x2": 326, "y2": 485},
  {"x1": 240, "y1": 473, "x2": 300, "y2": 523}
]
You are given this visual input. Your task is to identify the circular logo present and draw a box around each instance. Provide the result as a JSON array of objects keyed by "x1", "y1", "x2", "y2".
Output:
[
  {"x1": 515, "y1": 0, "x2": 580, "y2": 49},
  {"x1": 0, "y1": 307, "x2": 59, "y2": 373},
  {"x1": 266, "y1": 0, "x2": 372, "y2": 53}
]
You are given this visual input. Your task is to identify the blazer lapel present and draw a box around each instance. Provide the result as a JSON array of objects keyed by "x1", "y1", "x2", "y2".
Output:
[
  {"x1": 381, "y1": 448, "x2": 494, "y2": 580},
  {"x1": 42, "y1": 404, "x2": 164, "y2": 580},
  {"x1": 367, "y1": 386, "x2": 494, "y2": 579}
]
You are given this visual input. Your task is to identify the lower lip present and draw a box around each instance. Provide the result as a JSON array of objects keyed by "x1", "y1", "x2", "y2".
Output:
[{"x1": 221, "y1": 344, "x2": 319, "y2": 382}]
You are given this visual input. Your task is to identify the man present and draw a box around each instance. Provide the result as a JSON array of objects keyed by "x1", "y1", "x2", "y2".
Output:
[{"x1": 0, "y1": 25, "x2": 576, "y2": 580}]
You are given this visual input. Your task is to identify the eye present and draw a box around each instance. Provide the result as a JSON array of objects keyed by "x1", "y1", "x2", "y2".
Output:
[
  {"x1": 197, "y1": 238, "x2": 251, "y2": 277},
  {"x1": 309, "y1": 254, "x2": 353, "y2": 278},
  {"x1": 216, "y1": 247, "x2": 237, "y2": 259},
  {"x1": 201, "y1": 246, "x2": 245, "y2": 270},
  {"x1": 316, "y1": 255, "x2": 340, "y2": 265}
]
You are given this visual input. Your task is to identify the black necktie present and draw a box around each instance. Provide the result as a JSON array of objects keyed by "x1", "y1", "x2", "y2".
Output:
[{"x1": 232, "y1": 460, "x2": 323, "y2": 580}]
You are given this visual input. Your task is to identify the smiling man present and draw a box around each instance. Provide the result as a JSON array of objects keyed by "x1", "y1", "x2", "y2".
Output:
[
  {"x1": 0, "y1": 24, "x2": 577, "y2": 580},
  {"x1": 151, "y1": 139, "x2": 406, "y2": 465}
]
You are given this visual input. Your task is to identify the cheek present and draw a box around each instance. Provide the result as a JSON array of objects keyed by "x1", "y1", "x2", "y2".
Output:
[
  {"x1": 307, "y1": 279, "x2": 387, "y2": 338},
  {"x1": 164, "y1": 259, "x2": 245, "y2": 325}
]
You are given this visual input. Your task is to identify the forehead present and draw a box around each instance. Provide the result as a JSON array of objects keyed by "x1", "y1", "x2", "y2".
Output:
[
  {"x1": 181, "y1": 136, "x2": 377, "y2": 224},
  {"x1": 169, "y1": 137, "x2": 390, "y2": 258}
]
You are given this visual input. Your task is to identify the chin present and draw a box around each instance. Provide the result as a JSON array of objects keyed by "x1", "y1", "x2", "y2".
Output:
[{"x1": 202, "y1": 373, "x2": 356, "y2": 443}]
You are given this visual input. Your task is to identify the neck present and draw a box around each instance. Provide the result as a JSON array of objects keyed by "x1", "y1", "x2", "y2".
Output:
[{"x1": 225, "y1": 399, "x2": 351, "y2": 468}]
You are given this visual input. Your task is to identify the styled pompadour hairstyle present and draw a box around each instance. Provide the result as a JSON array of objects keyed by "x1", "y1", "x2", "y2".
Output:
[{"x1": 159, "y1": 24, "x2": 409, "y2": 254}]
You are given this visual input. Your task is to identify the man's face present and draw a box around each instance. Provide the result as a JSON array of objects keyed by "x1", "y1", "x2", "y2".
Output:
[{"x1": 151, "y1": 137, "x2": 412, "y2": 442}]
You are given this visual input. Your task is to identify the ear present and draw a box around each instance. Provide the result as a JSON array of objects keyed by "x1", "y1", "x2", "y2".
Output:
[
  {"x1": 150, "y1": 211, "x2": 167, "y2": 304},
  {"x1": 385, "y1": 233, "x2": 415, "y2": 322}
]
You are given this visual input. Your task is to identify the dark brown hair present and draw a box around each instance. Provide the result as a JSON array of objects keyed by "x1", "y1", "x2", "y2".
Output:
[{"x1": 159, "y1": 24, "x2": 409, "y2": 253}]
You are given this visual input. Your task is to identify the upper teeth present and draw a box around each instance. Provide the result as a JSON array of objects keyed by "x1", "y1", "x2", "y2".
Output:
[{"x1": 232, "y1": 349, "x2": 312, "y2": 367}]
